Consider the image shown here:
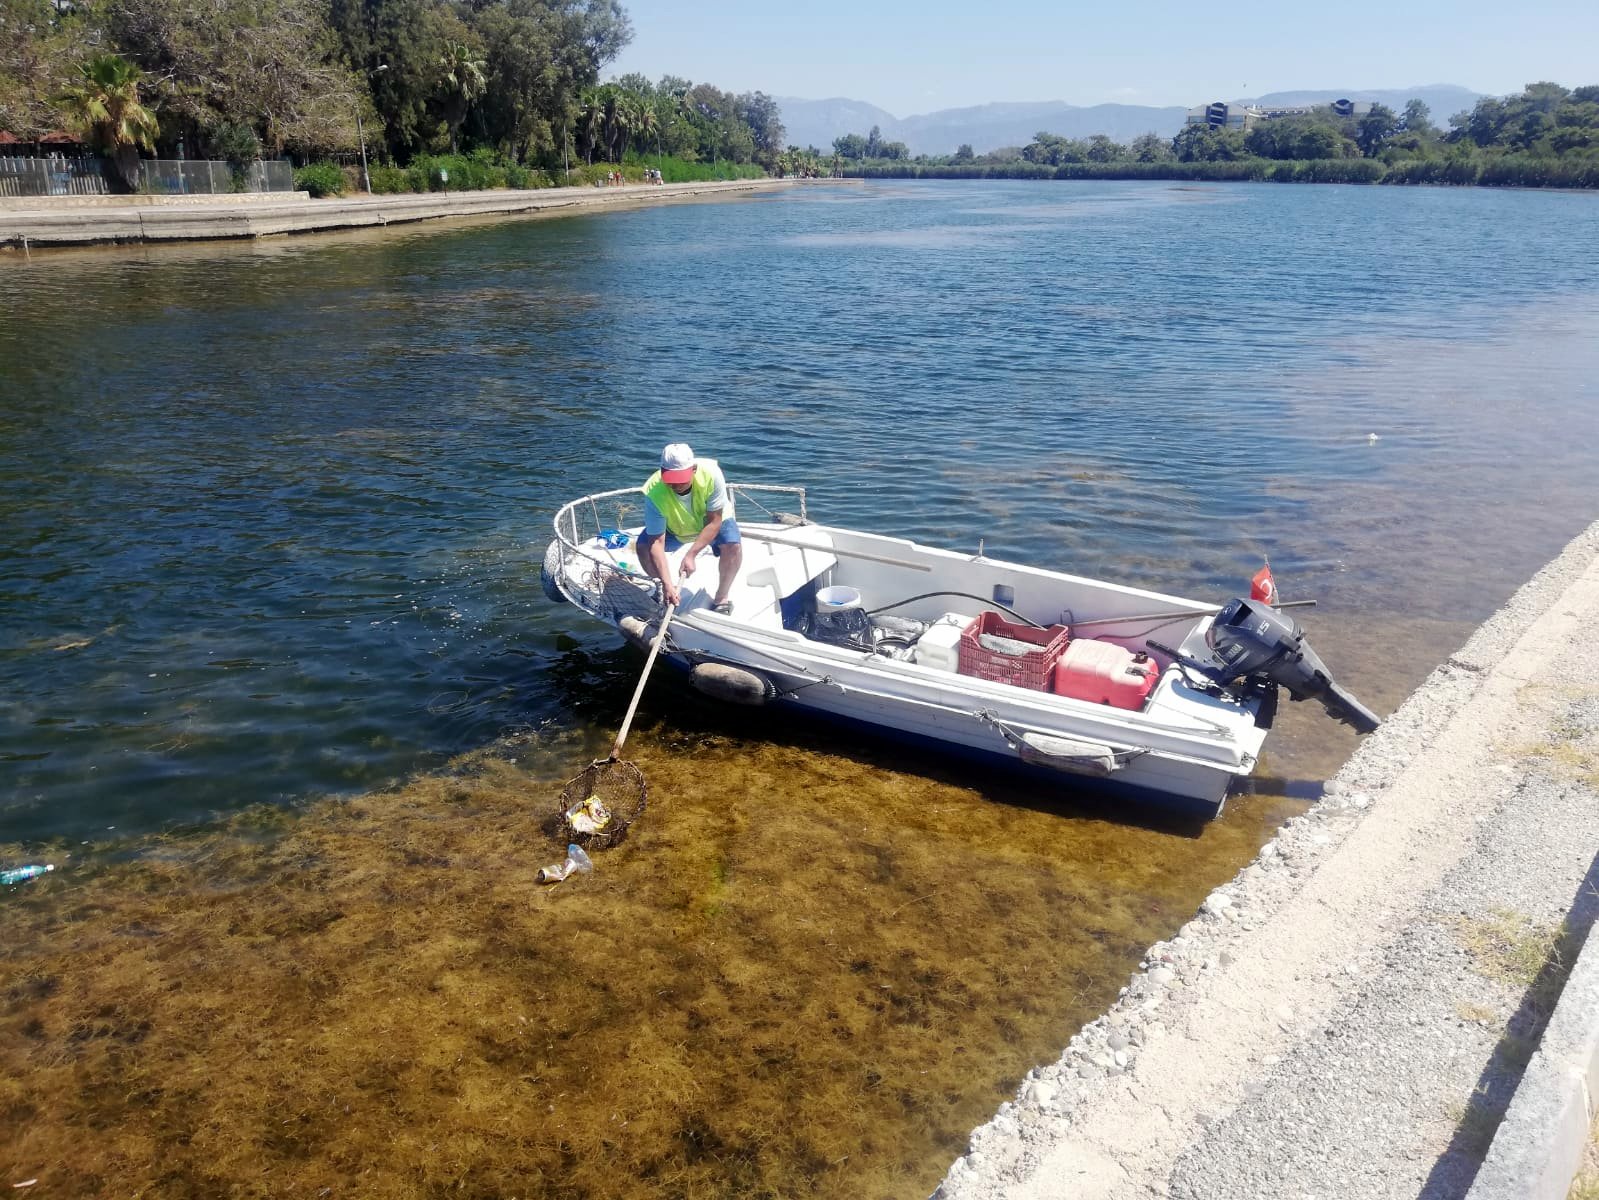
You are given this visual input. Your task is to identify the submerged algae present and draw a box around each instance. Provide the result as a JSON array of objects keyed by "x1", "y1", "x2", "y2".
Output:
[{"x1": 0, "y1": 710, "x2": 1311, "y2": 1198}]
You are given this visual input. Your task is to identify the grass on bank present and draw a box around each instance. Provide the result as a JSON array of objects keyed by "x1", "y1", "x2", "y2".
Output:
[
  {"x1": 293, "y1": 151, "x2": 766, "y2": 197},
  {"x1": 1570, "y1": 1117, "x2": 1599, "y2": 1200},
  {"x1": 1454, "y1": 909, "x2": 1565, "y2": 992},
  {"x1": 1441, "y1": 907, "x2": 1588, "y2": 1169}
]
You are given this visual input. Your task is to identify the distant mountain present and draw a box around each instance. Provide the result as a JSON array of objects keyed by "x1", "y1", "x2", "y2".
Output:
[
  {"x1": 775, "y1": 97, "x2": 900, "y2": 152},
  {"x1": 776, "y1": 85, "x2": 1489, "y2": 156},
  {"x1": 776, "y1": 97, "x2": 1184, "y2": 156},
  {"x1": 895, "y1": 102, "x2": 1189, "y2": 155}
]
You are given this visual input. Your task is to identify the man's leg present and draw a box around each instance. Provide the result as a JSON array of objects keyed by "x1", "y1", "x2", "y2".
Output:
[
  {"x1": 711, "y1": 518, "x2": 743, "y2": 607},
  {"x1": 714, "y1": 542, "x2": 743, "y2": 605}
]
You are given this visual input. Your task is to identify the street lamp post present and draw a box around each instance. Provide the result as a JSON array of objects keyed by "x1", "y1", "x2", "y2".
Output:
[
  {"x1": 359, "y1": 63, "x2": 389, "y2": 194},
  {"x1": 357, "y1": 111, "x2": 371, "y2": 193}
]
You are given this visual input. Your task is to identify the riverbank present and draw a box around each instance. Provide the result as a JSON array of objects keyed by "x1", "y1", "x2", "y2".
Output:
[
  {"x1": 0, "y1": 178, "x2": 793, "y2": 248},
  {"x1": 935, "y1": 518, "x2": 1599, "y2": 1198}
]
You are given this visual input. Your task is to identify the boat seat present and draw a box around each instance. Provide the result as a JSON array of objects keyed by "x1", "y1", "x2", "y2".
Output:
[{"x1": 724, "y1": 536, "x2": 838, "y2": 630}]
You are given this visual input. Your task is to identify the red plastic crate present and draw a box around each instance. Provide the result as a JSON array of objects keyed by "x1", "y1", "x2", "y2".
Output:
[{"x1": 956, "y1": 611, "x2": 1070, "y2": 691}]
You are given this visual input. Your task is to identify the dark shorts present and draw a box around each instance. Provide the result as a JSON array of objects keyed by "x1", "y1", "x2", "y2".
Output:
[{"x1": 637, "y1": 517, "x2": 741, "y2": 557}]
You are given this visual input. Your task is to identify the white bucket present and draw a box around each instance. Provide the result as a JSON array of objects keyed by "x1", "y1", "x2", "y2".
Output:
[{"x1": 815, "y1": 585, "x2": 862, "y2": 610}]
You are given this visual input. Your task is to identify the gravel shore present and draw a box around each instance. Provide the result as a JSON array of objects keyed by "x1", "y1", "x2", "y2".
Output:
[{"x1": 934, "y1": 519, "x2": 1599, "y2": 1200}]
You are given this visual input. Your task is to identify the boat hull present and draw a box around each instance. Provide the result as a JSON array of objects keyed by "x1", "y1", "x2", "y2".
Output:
[{"x1": 660, "y1": 652, "x2": 1231, "y2": 819}]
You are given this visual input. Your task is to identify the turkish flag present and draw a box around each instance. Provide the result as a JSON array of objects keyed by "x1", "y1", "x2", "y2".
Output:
[{"x1": 1250, "y1": 563, "x2": 1280, "y2": 606}]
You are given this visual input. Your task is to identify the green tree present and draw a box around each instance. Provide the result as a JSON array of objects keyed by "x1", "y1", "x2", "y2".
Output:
[
  {"x1": 736, "y1": 89, "x2": 783, "y2": 168},
  {"x1": 329, "y1": 0, "x2": 444, "y2": 158},
  {"x1": 1, "y1": 0, "x2": 99, "y2": 139},
  {"x1": 438, "y1": 40, "x2": 485, "y2": 154},
  {"x1": 1128, "y1": 131, "x2": 1172, "y2": 162},
  {"x1": 1400, "y1": 99, "x2": 1435, "y2": 136},
  {"x1": 634, "y1": 100, "x2": 658, "y2": 159},
  {"x1": 474, "y1": 3, "x2": 558, "y2": 162},
  {"x1": 576, "y1": 88, "x2": 603, "y2": 162},
  {"x1": 1024, "y1": 131, "x2": 1089, "y2": 165},
  {"x1": 1172, "y1": 124, "x2": 1245, "y2": 162},
  {"x1": 1454, "y1": 96, "x2": 1509, "y2": 147},
  {"x1": 1084, "y1": 133, "x2": 1124, "y2": 162},
  {"x1": 107, "y1": 0, "x2": 362, "y2": 158},
  {"x1": 1296, "y1": 123, "x2": 1358, "y2": 159},
  {"x1": 952, "y1": 142, "x2": 974, "y2": 163},
  {"x1": 56, "y1": 53, "x2": 158, "y2": 192},
  {"x1": 601, "y1": 85, "x2": 629, "y2": 160},
  {"x1": 1355, "y1": 104, "x2": 1399, "y2": 157},
  {"x1": 833, "y1": 132, "x2": 867, "y2": 159}
]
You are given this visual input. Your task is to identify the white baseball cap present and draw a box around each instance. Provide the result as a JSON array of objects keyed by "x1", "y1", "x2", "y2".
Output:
[{"x1": 660, "y1": 443, "x2": 695, "y2": 484}]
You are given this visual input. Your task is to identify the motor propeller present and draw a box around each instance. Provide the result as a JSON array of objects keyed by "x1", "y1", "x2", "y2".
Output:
[{"x1": 1194, "y1": 597, "x2": 1381, "y2": 734}]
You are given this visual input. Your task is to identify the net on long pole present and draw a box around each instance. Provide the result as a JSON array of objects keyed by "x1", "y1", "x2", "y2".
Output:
[{"x1": 552, "y1": 758, "x2": 647, "y2": 851}]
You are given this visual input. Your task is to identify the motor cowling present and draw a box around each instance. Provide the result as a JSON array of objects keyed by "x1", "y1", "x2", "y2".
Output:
[{"x1": 1199, "y1": 597, "x2": 1381, "y2": 734}]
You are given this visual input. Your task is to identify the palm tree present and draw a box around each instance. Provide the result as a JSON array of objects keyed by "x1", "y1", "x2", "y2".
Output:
[
  {"x1": 577, "y1": 90, "x2": 603, "y2": 165},
  {"x1": 57, "y1": 54, "x2": 158, "y2": 194},
  {"x1": 635, "y1": 103, "x2": 659, "y2": 165},
  {"x1": 601, "y1": 89, "x2": 629, "y2": 164},
  {"x1": 439, "y1": 42, "x2": 486, "y2": 155},
  {"x1": 619, "y1": 94, "x2": 643, "y2": 163}
]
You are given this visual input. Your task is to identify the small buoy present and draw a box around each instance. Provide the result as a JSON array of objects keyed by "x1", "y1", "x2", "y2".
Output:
[
  {"x1": 618, "y1": 615, "x2": 654, "y2": 650},
  {"x1": 1367, "y1": 432, "x2": 1380, "y2": 442},
  {"x1": 690, "y1": 663, "x2": 775, "y2": 706},
  {"x1": 1016, "y1": 732, "x2": 1123, "y2": 776}
]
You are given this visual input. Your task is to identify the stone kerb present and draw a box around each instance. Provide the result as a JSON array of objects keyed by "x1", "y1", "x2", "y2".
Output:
[
  {"x1": 0, "y1": 191, "x2": 310, "y2": 210},
  {"x1": 1, "y1": 179, "x2": 788, "y2": 246},
  {"x1": 1466, "y1": 918, "x2": 1599, "y2": 1200}
]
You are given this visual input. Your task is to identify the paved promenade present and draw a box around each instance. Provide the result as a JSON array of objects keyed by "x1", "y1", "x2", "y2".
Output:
[
  {"x1": 936, "y1": 519, "x2": 1599, "y2": 1199},
  {"x1": 0, "y1": 178, "x2": 790, "y2": 247}
]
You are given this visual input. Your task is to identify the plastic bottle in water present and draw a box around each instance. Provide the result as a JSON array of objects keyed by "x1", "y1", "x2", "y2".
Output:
[
  {"x1": 537, "y1": 844, "x2": 595, "y2": 884},
  {"x1": 2, "y1": 864, "x2": 54, "y2": 885}
]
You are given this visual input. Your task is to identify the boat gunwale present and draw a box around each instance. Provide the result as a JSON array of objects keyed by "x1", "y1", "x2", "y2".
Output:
[{"x1": 546, "y1": 485, "x2": 1266, "y2": 772}]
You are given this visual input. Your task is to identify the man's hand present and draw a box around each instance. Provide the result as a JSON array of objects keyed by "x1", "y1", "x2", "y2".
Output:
[
  {"x1": 679, "y1": 550, "x2": 699, "y2": 579},
  {"x1": 662, "y1": 578, "x2": 681, "y2": 607}
]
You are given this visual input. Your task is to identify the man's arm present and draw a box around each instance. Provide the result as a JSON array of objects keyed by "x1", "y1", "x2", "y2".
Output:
[
  {"x1": 679, "y1": 510, "x2": 723, "y2": 576},
  {"x1": 645, "y1": 535, "x2": 680, "y2": 604}
]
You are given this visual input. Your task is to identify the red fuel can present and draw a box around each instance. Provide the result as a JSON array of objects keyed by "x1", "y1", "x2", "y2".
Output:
[{"x1": 1052, "y1": 639, "x2": 1162, "y2": 711}]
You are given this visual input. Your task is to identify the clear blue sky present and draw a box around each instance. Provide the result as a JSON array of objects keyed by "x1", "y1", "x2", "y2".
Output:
[{"x1": 607, "y1": 0, "x2": 1599, "y2": 115}]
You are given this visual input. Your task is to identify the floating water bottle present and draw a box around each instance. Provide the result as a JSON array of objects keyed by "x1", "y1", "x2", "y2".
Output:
[
  {"x1": 537, "y1": 844, "x2": 595, "y2": 885},
  {"x1": 2, "y1": 863, "x2": 54, "y2": 886}
]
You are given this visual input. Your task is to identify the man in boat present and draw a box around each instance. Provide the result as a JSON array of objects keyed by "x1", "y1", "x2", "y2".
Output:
[{"x1": 637, "y1": 443, "x2": 742, "y2": 614}]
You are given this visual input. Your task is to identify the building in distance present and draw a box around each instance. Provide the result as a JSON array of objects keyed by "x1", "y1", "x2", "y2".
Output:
[{"x1": 1185, "y1": 98, "x2": 1375, "y2": 131}]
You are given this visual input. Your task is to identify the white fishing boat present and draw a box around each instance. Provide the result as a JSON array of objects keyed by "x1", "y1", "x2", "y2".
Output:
[{"x1": 542, "y1": 483, "x2": 1377, "y2": 818}]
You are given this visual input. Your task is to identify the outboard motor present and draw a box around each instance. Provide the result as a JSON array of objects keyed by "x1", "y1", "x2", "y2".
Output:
[{"x1": 1197, "y1": 597, "x2": 1381, "y2": 733}]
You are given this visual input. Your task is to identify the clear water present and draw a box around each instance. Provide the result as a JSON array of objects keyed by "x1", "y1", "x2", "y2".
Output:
[
  {"x1": 4, "y1": 181, "x2": 1599, "y2": 1199},
  {"x1": 2, "y1": 180, "x2": 1598, "y2": 840}
]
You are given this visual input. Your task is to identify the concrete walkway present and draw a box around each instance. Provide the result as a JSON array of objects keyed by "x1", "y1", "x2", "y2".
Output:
[
  {"x1": 936, "y1": 519, "x2": 1599, "y2": 1200},
  {"x1": 0, "y1": 178, "x2": 790, "y2": 247}
]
